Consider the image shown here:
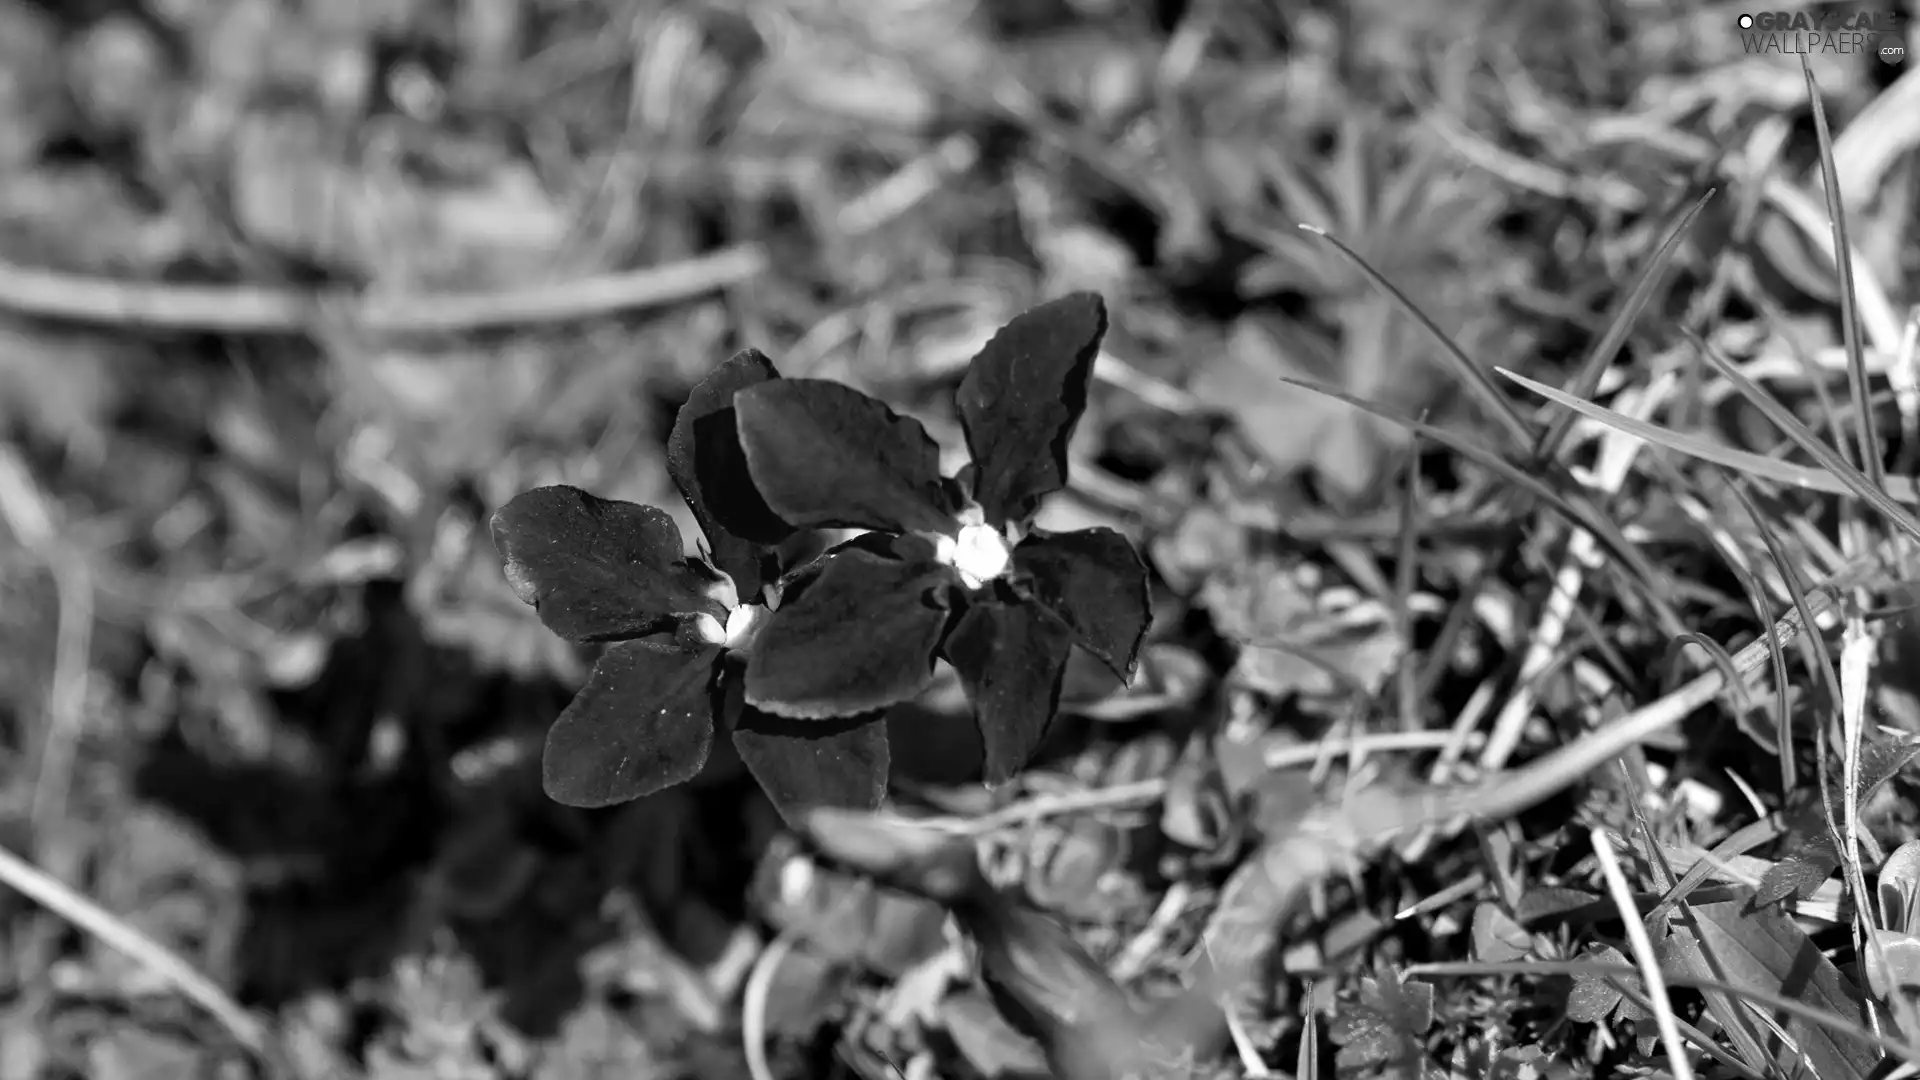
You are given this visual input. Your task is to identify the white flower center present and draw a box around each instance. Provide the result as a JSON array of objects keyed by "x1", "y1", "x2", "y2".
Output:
[
  {"x1": 937, "y1": 522, "x2": 1012, "y2": 590},
  {"x1": 780, "y1": 856, "x2": 817, "y2": 906},
  {"x1": 724, "y1": 603, "x2": 760, "y2": 649},
  {"x1": 693, "y1": 603, "x2": 762, "y2": 650},
  {"x1": 692, "y1": 612, "x2": 727, "y2": 645}
]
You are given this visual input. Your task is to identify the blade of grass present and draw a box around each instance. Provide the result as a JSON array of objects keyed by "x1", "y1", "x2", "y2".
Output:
[
  {"x1": 1803, "y1": 57, "x2": 1884, "y2": 492},
  {"x1": 1535, "y1": 190, "x2": 1715, "y2": 462},
  {"x1": 1615, "y1": 767, "x2": 1776, "y2": 1073},
  {"x1": 1500, "y1": 368, "x2": 1879, "y2": 493},
  {"x1": 1719, "y1": 470, "x2": 1879, "y2": 1021},
  {"x1": 1480, "y1": 373, "x2": 1665, "y2": 773},
  {"x1": 1395, "y1": 435, "x2": 1425, "y2": 733},
  {"x1": 1498, "y1": 364, "x2": 1920, "y2": 544},
  {"x1": 1264, "y1": 381, "x2": 1575, "y2": 522},
  {"x1": 1713, "y1": 474, "x2": 1847, "y2": 720},
  {"x1": 1276, "y1": 213, "x2": 1699, "y2": 693},
  {"x1": 1273, "y1": 375, "x2": 1683, "y2": 634},
  {"x1": 1287, "y1": 221, "x2": 1536, "y2": 450},
  {"x1": 1645, "y1": 818, "x2": 1783, "y2": 925},
  {"x1": 1716, "y1": 532, "x2": 1798, "y2": 792},
  {"x1": 1690, "y1": 327, "x2": 1920, "y2": 541},
  {"x1": 1601, "y1": 980, "x2": 1772, "y2": 1080},
  {"x1": 1296, "y1": 996, "x2": 1319, "y2": 1079},
  {"x1": 1803, "y1": 72, "x2": 1895, "y2": 1026},
  {"x1": 1733, "y1": 263, "x2": 1862, "y2": 548},
  {"x1": 1661, "y1": 633, "x2": 1753, "y2": 720},
  {"x1": 1841, "y1": 623, "x2": 1880, "y2": 936}
]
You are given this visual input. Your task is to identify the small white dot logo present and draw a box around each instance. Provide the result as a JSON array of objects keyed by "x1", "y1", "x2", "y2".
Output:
[{"x1": 1738, "y1": 13, "x2": 1754, "y2": 28}]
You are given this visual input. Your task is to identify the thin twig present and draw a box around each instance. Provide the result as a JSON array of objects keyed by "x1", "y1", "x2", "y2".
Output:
[
  {"x1": 0, "y1": 449, "x2": 93, "y2": 841},
  {"x1": 0, "y1": 841, "x2": 268, "y2": 1053},
  {"x1": 28, "y1": 554, "x2": 90, "y2": 837},
  {"x1": 1111, "y1": 882, "x2": 1193, "y2": 982},
  {"x1": 1592, "y1": 828, "x2": 1697, "y2": 1080},
  {"x1": 0, "y1": 243, "x2": 766, "y2": 333},
  {"x1": 1477, "y1": 376, "x2": 1665, "y2": 772},
  {"x1": 929, "y1": 731, "x2": 1479, "y2": 836},
  {"x1": 741, "y1": 930, "x2": 795, "y2": 1080}
]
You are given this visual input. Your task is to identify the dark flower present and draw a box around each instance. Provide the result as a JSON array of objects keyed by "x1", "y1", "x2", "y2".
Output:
[
  {"x1": 489, "y1": 350, "x2": 887, "y2": 824},
  {"x1": 730, "y1": 293, "x2": 1153, "y2": 783}
]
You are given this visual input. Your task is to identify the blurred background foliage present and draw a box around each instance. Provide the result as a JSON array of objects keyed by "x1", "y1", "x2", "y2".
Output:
[{"x1": 0, "y1": 0, "x2": 1915, "y2": 1076}]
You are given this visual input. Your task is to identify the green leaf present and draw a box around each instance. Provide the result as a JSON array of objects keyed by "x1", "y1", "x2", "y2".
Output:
[
  {"x1": 942, "y1": 597, "x2": 1073, "y2": 786},
  {"x1": 744, "y1": 548, "x2": 954, "y2": 718},
  {"x1": 1470, "y1": 903, "x2": 1533, "y2": 964},
  {"x1": 1685, "y1": 898, "x2": 1876, "y2": 1080},
  {"x1": 1330, "y1": 965, "x2": 1437, "y2": 1077},
  {"x1": 735, "y1": 378, "x2": 956, "y2": 534},
  {"x1": 541, "y1": 640, "x2": 723, "y2": 807},
  {"x1": 955, "y1": 292, "x2": 1108, "y2": 528},
  {"x1": 1564, "y1": 944, "x2": 1629, "y2": 1024},
  {"x1": 731, "y1": 705, "x2": 890, "y2": 826}
]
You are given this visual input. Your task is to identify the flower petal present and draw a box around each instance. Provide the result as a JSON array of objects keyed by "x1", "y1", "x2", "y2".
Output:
[
  {"x1": 667, "y1": 349, "x2": 796, "y2": 594},
  {"x1": 954, "y1": 293, "x2": 1108, "y2": 527},
  {"x1": 942, "y1": 598, "x2": 1073, "y2": 785},
  {"x1": 543, "y1": 640, "x2": 724, "y2": 807},
  {"x1": 491, "y1": 486, "x2": 721, "y2": 642},
  {"x1": 745, "y1": 547, "x2": 954, "y2": 718},
  {"x1": 735, "y1": 379, "x2": 955, "y2": 534},
  {"x1": 732, "y1": 706, "x2": 890, "y2": 827},
  {"x1": 1011, "y1": 526, "x2": 1151, "y2": 681}
]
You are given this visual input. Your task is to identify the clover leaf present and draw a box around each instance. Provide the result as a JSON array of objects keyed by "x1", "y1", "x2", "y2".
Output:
[
  {"x1": 953, "y1": 289, "x2": 1106, "y2": 527},
  {"x1": 943, "y1": 596, "x2": 1074, "y2": 784},
  {"x1": 732, "y1": 293, "x2": 1154, "y2": 785},
  {"x1": 491, "y1": 487, "x2": 722, "y2": 642},
  {"x1": 732, "y1": 379, "x2": 957, "y2": 535},
  {"x1": 1330, "y1": 966, "x2": 1439, "y2": 1079},
  {"x1": 743, "y1": 545, "x2": 956, "y2": 718},
  {"x1": 539, "y1": 638, "x2": 724, "y2": 803},
  {"x1": 666, "y1": 347, "x2": 796, "y2": 591},
  {"x1": 491, "y1": 350, "x2": 888, "y2": 825}
]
